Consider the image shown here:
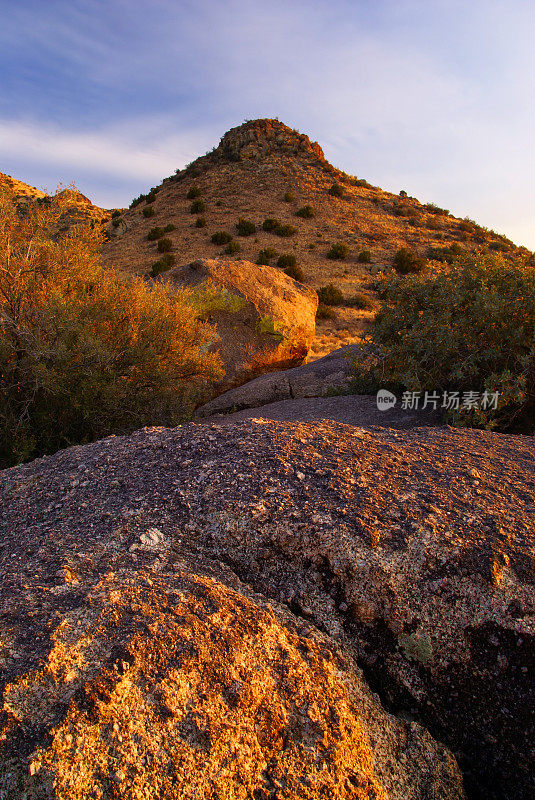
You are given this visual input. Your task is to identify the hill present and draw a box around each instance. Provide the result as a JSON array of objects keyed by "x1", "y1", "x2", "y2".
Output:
[{"x1": 101, "y1": 119, "x2": 532, "y2": 358}]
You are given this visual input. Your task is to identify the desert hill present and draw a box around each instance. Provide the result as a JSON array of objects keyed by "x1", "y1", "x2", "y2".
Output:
[
  {"x1": 0, "y1": 417, "x2": 533, "y2": 799},
  {"x1": 101, "y1": 119, "x2": 532, "y2": 358}
]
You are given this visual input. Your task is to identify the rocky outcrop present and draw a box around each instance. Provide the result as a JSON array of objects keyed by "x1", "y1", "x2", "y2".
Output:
[
  {"x1": 214, "y1": 118, "x2": 327, "y2": 164},
  {"x1": 164, "y1": 258, "x2": 318, "y2": 390},
  {"x1": 0, "y1": 419, "x2": 533, "y2": 799}
]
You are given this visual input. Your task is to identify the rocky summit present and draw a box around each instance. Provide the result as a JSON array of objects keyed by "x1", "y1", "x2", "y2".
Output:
[{"x1": 0, "y1": 418, "x2": 533, "y2": 800}]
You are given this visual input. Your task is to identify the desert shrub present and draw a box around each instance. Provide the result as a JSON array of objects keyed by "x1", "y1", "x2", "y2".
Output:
[
  {"x1": 274, "y1": 223, "x2": 297, "y2": 237},
  {"x1": 489, "y1": 240, "x2": 510, "y2": 252},
  {"x1": 130, "y1": 193, "x2": 146, "y2": 209},
  {"x1": 236, "y1": 218, "x2": 256, "y2": 236},
  {"x1": 328, "y1": 183, "x2": 344, "y2": 198},
  {"x1": 393, "y1": 248, "x2": 425, "y2": 274},
  {"x1": 163, "y1": 223, "x2": 176, "y2": 233},
  {"x1": 317, "y1": 284, "x2": 344, "y2": 306},
  {"x1": 346, "y1": 293, "x2": 374, "y2": 311},
  {"x1": 145, "y1": 188, "x2": 159, "y2": 204},
  {"x1": 257, "y1": 247, "x2": 278, "y2": 265},
  {"x1": 190, "y1": 199, "x2": 206, "y2": 214},
  {"x1": 195, "y1": 216, "x2": 206, "y2": 228},
  {"x1": 425, "y1": 202, "x2": 449, "y2": 216},
  {"x1": 358, "y1": 250, "x2": 372, "y2": 263},
  {"x1": 112, "y1": 218, "x2": 121, "y2": 229},
  {"x1": 215, "y1": 200, "x2": 223, "y2": 207},
  {"x1": 147, "y1": 227, "x2": 164, "y2": 241},
  {"x1": 187, "y1": 186, "x2": 202, "y2": 199},
  {"x1": 142, "y1": 206, "x2": 155, "y2": 218},
  {"x1": 211, "y1": 231, "x2": 232, "y2": 245},
  {"x1": 277, "y1": 253, "x2": 297, "y2": 269},
  {"x1": 295, "y1": 205, "x2": 315, "y2": 218},
  {"x1": 316, "y1": 302, "x2": 336, "y2": 320},
  {"x1": 399, "y1": 190, "x2": 408, "y2": 198},
  {"x1": 284, "y1": 264, "x2": 305, "y2": 282},
  {"x1": 365, "y1": 254, "x2": 535, "y2": 432},
  {"x1": 0, "y1": 187, "x2": 222, "y2": 466},
  {"x1": 458, "y1": 219, "x2": 474, "y2": 232},
  {"x1": 262, "y1": 218, "x2": 280, "y2": 232},
  {"x1": 157, "y1": 237, "x2": 173, "y2": 253},
  {"x1": 426, "y1": 217, "x2": 441, "y2": 231},
  {"x1": 111, "y1": 209, "x2": 121, "y2": 218},
  {"x1": 225, "y1": 240, "x2": 241, "y2": 254},
  {"x1": 327, "y1": 242, "x2": 349, "y2": 259},
  {"x1": 427, "y1": 243, "x2": 463, "y2": 263},
  {"x1": 283, "y1": 191, "x2": 294, "y2": 202},
  {"x1": 151, "y1": 253, "x2": 176, "y2": 277}
]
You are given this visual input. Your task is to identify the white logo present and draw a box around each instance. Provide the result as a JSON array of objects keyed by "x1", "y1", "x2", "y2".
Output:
[{"x1": 376, "y1": 389, "x2": 397, "y2": 411}]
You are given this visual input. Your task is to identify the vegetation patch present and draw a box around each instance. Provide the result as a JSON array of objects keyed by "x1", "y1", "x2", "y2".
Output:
[
  {"x1": 274, "y1": 223, "x2": 297, "y2": 237},
  {"x1": 225, "y1": 240, "x2": 241, "y2": 254},
  {"x1": 295, "y1": 205, "x2": 315, "y2": 218},
  {"x1": 190, "y1": 199, "x2": 206, "y2": 214},
  {"x1": 151, "y1": 253, "x2": 176, "y2": 277},
  {"x1": 328, "y1": 183, "x2": 344, "y2": 198},
  {"x1": 316, "y1": 303, "x2": 336, "y2": 320},
  {"x1": 187, "y1": 186, "x2": 202, "y2": 199},
  {"x1": 262, "y1": 218, "x2": 280, "y2": 232},
  {"x1": 236, "y1": 218, "x2": 256, "y2": 236},
  {"x1": 284, "y1": 264, "x2": 305, "y2": 282},
  {"x1": 277, "y1": 253, "x2": 297, "y2": 269},
  {"x1": 157, "y1": 237, "x2": 173, "y2": 253},
  {"x1": 142, "y1": 206, "x2": 155, "y2": 218},
  {"x1": 317, "y1": 284, "x2": 343, "y2": 306},
  {"x1": 147, "y1": 227, "x2": 164, "y2": 241},
  {"x1": 257, "y1": 248, "x2": 278, "y2": 265},
  {"x1": 211, "y1": 231, "x2": 233, "y2": 245},
  {"x1": 393, "y1": 248, "x2": 426, "y2": 274},
  {"x1": 358, "y1": 250, "x2": 372, "y2": 263},
  {"x1": 327, "y1": 243, "x2": 349, "y2": 260},
  {"x1": 195, "y1": 216, "x2": 207, "y2": 228}
]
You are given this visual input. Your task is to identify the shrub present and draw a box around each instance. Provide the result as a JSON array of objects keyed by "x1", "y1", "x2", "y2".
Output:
[
  {"x1": 328, "y1": 183, "x2": 344, "y2": 198},
  {"x1": 316, "y1": 302, "x2": 336, "y2": 320},
  {"x1": 458, "y1": 219, "x2": 474, "y2": 232},
  {"x1": 215, "y1": 200, "x2": 223, "y2": 207},
  {"x1": 427, "y1": 243, "x2": 463, "y2": 264},
  {"x1": 393, "y1": 248, "x2": 425, "y2": 274},
  {"x1": 327, "y1": 242, "x2": 349, "y2": 260},
  {"x1": 157, "y1": 237, "x2": 173, "y2": 253},
  {"x1": 317, "y1": 284, "x2": 344, "y2": 306},
  {"x1": 190, "y1": 199, "x2": 206, "y2": 214},
  {"x1": 195, "y1": 216, "x2": 207, "y2": 228},
  {"x1": 425, "y1": 203, "x2": 449, "y2": 216},
  {"x1": 112, "y1": 218, "x2": 121, "y2": 229},
  {"x1": 163, "y1": 223, "x2": 176, "y2": 233},
  {"x1": 145, "y1": 188, "x2": 159, "y2": 204},
  {"x1": 346, "y1": 293, "x2": 374, "y2": 311},
  {"x1": 274, "y1": 223, "x2": 297, "y2": 237},
  {"x1": 151, "y1": 253, "x2": 176, "y2": 277},
  {"x1": 277, "y1": 253, "x2": 297, "y2": 269},
  {"x1": 367, "y1": 253, "x2": 535, "y2": 432},
  {"x1": 225, "y1": 240, "x2": 241, "y2": 254},
  {"x1": 130, "y1": 193, "x2": 146, "y2": 209},
  {"x1": 358, "y1": 250, "x2": 372, "y2": 263},
  {"x1": 236, "y1": 218, "x2": 256, "y2": 236},
  {"x1": 295, "y1": 205, "x2": 315, "y2": 218},
  {"x1": 187, "y1": 186, "x2": 202, "y2": 199},
  {"x1": 262, "y1": 218, "x2": 280, "y2": 232},
  {"x1": 211, "y1": 231, "x2": 233, "y2": 245},
  {"x1": 0, "y1": 187, "x2": 222, "y2": 466},
  {"x1": 147, "y1": 227, "x2": 164, "y2": 241},
  {"x1": 142, "y1": 206, "x2": 155, "y2": 218},
  {"x1": 283, "y1": 191, "x2": 294, "y2": 202},
  {"x1": 399, "y1": 190, "x2": 408, "y2": 198},
  {"x1": 257, "y1": 247, "x2": 278, "y2": 265},
  {"x1": 284, "y1": 265, "x2": 305, "y2": 282},
  {"x1": 111, "y1": 209, "x2": 121, "y2": 218}
]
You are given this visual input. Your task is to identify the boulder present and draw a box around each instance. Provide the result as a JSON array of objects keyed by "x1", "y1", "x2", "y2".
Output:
[
  {"x1": 163, "y1": 258, "x2": 318, "y2": 391},
  {"x1": 0, "y1": 420, "x2": 533, "y2": 798}
]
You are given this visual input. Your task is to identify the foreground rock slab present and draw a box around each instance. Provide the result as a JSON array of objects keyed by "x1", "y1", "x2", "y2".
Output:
[{"x1": 1, "y1": 420, "x2": 533, "y2": 799}]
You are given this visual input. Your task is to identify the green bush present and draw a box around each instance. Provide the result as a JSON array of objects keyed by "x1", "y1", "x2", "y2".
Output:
[
  {"x1": 163, "y1": 223, "x2": 176, "y2": 233},
  {"x1": 393, "y1": 248, "x2": 425, "y2": 274},
  {"x1": 130, "y1": 193, "x2": 146, "y2": 209},
  {"x1": 284, "y1": 264, "x2": 305, "y2": 282},
  {"x1": 283, "y1": 191, "x2": 294, "y2": 202},
  {"x1": 236, "y1": 218, "x2": 256, "y2": 236},
  {"x1": 211, "y1": 231, "x2": 233, "y2": 245},
  {"x1": 147, "y1": 227, "x2": 164, "y2": 241},
  {"x1": 365, "y1": 253, "x2": 535, "y2": 432},
  {"x1": 295, "y1": 205, "x2": 315, "y2": 218},
  {"x1": 112, "y1": 218, "x2": 121, "y2": 229},
  {"x1": 274, "y1": 223, "x2": 297, "y2": 237},
  {"x1": 358, "y1": 250, "x2": 372, "y2": 264},
  {"x1": 157, "y1": 237, "x2": 173, "y2": 253},
  {"x1": 316, "y1": 302, "x2": 336, "y2": 320},
  {"x1": 327, "y1": 242, "x2": 349, "y2": 260},
  {"x1": 0, "y1": 187, "x2": 222, "y2": 466},
  {"x1": 151, "y1": 253, "x2": 176, "y2": 277},
  {"x1": 328, "y1": 183, "x2": 344, "y2": 198},
  {"x1": 190, "y1": 199, "x2": 206, "y2": 214},
  {"x1": 187, "y1": 186, "x2": 202, "y2": 199},
  {"x1": 427, "y1": 243, "x2": 463, "y2": 264},
  {"x1": 262, "y1": 218, "x2": 280, "y2": 232},
  {"x1": 195, "y1": 216, "x2": 207, "y2": 228},
  {"x1": 277, "y1": 253, "x2": 297, "y2": 269},
  {"x1": 111, "y1": 209, "x2": 121, "y2": 219},
  {"x1": 142, "y1": 206, "x2": 155, "y2": 218},
  {"x1": 317, "y1": 284, "x2": 344, "y2": 306},
  {"x1": 346, "y1": 293, "x2": 374, "y2": 310},
  {"x1": 225, "y1": 240, "x2": 241, "y2": 254},
  {"x1": 257, "y1": 247, "x2": 278, "y2": 265},
  {"x1": 425, "y1": 203, "x2": 449, "y2": 216}
]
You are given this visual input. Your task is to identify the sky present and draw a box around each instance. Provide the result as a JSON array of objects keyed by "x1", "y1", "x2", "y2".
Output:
[{"x1": 1, "y1": 0, "x2": 534, "y2": 249}]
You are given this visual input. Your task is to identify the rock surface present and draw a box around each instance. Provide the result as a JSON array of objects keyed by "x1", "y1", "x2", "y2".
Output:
[
  {"x1": 164, "y1": 258, "x2": 318, "y2": 389},
  {"x1": 0, "y1": 419, "x2": 533, "y2": 799}
]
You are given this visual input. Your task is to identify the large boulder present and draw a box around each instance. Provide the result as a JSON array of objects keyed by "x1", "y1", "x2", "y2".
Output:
[
  {"x1": 163, "y1": 258, "x2": 318, "y2": 391},
  {"x1": 0, "y1": 420, "x2": 533, "y2": 799}
]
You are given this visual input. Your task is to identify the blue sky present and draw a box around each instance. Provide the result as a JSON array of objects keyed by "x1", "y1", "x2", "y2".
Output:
[{"x1": 1, "y1": 0, "x2": 534, "y2": 248}]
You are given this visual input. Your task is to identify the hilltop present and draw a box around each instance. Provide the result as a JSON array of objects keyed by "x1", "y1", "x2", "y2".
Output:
[{"x1": 101, "y1": 119, "x2": 532, "y2": 358}]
